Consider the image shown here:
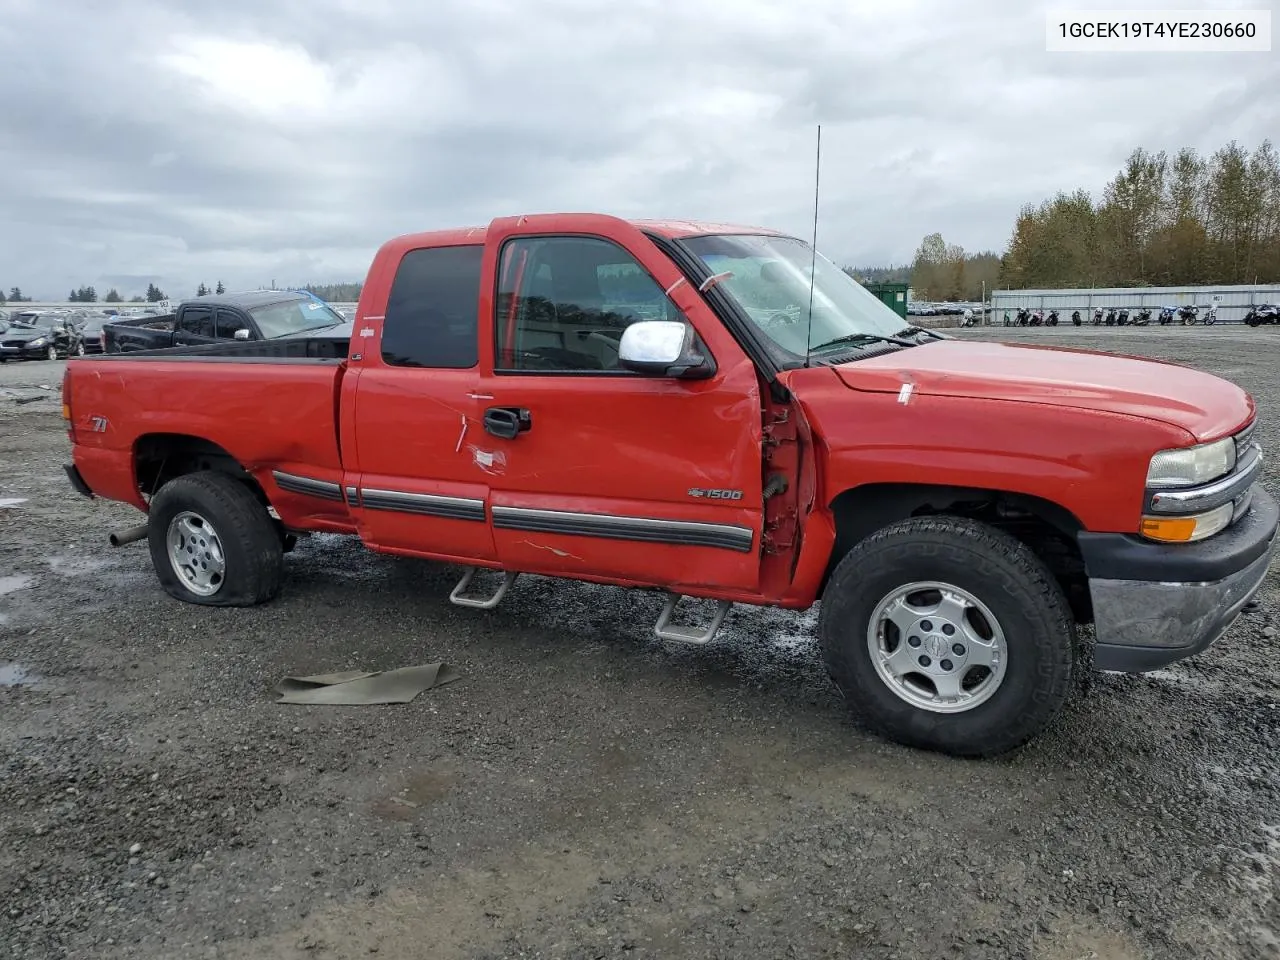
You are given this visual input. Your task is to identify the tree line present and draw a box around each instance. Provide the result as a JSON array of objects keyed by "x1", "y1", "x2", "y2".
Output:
[
  {"x1": 845, "y1": 138, "x2": 1280, "y2": 298},
  {"x1": 64, "y1": 283, "x2": 170, "y2": 304}
]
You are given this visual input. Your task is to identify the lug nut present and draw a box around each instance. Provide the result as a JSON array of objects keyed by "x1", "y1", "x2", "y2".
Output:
[
  {"x1": 918, "y1": 655, "x2": 931, "y2": 667},
  {"x1": 908, "y1": 635, "x2": 921, "y2": 647},
  {"x1": 921, "y1": 620, "x2": 933, "y2": 631},
  {"x1": 952, "y1": 643, "x2": 965, "y2": 656},
  {"x1": 942, "y1": 624, "x2": 955, "y2": 636},
  {"x1": 940, "y1": 659, "x2": 953, "y2": 671}
]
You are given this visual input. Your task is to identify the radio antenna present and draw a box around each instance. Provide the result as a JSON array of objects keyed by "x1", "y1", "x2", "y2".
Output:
[{"x1": 803, "y1": 124, "x2": 822, "y2": 366}]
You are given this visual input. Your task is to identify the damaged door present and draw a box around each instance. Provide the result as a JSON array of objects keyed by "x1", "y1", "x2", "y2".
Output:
[
  {"x1": 344, "y1": 240, "x2": 499, "y2": 564},
  {"x1": 474, "y1": 215, "x2": 765, "y2": 593}
]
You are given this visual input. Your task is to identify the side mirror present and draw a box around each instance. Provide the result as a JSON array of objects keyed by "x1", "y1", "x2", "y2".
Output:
[
  {"x1": 233, "y1": 328, "x2": 251, "y2": 340},
  {"x1": 617, "y1": 320, "x2": 713, "y2": 379}
]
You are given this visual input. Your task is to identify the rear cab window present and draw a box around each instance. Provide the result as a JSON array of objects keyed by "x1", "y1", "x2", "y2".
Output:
[{"x1": 381, "y1": 245, "x2": 483, "y2": 367}]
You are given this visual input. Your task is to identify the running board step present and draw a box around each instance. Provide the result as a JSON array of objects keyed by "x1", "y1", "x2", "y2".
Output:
[
  {"x1": 653, "y1": 594, "x2": 732, "y2": 644},
  {"x1": 449, "y1": 568, "x2": 519, "y2": 609}
]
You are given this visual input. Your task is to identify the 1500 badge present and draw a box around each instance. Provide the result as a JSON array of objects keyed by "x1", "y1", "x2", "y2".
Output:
[{"x1": 688, "y1": 488, "x2": 743, "y2": 500}]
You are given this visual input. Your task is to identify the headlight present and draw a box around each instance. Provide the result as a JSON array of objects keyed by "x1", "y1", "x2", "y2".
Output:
[
  {"x1": 28, "y1": 337, "x2": 47, "y2": 347},
  {"x1": 1146, "y1": 437, "x2": 1235, "y2": 488},
  {"x1": 1140, "y1": 502, "x2": 1234, "y2": 543}
]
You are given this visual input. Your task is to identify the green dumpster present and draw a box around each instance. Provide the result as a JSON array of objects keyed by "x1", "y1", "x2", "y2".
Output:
[{"x1": 860, "y1": 281, "x2": 909, "y2": 320}]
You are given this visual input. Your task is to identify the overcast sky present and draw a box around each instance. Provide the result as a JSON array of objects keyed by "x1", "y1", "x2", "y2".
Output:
[{"x1": 1, "y1": 0, "x2": 1276, "y2": 301}]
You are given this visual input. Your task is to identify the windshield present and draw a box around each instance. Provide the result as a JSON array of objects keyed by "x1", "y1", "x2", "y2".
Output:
[
  {"x1": 248, "y1": 298, "x2": 346, "y2": 338},
  {"x1": 680, "y1": 233, "x2": 912, "y2": 359}
]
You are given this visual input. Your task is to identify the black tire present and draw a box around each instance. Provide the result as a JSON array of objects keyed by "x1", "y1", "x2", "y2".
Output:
[
  {"x1": 146, "y1": 471, "x2": 284, "y2": 606},
  {"x1": 818, "y1": 515, "x2": 1076, "y2": 758}
]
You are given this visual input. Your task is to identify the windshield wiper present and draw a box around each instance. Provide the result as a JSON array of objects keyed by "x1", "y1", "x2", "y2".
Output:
[
  {"x1": 808, "y1": 332, "x2": 916, "y2": 353},
  {"x1": 894, "y1": 325, "x2": 946, "y2": 341}
]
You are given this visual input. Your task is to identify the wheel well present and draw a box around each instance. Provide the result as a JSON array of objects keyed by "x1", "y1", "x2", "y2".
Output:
[
  {"x1": 134, "y1": 434, "x2": 268, "y2": 506},
  {"x1": 825, "y1": 483, "x2": 1093, "y2": 624}
]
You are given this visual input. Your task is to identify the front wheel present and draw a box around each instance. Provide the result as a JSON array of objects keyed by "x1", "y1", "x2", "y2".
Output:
[
  {"x1": 46, "y1": 344, "x2": 57, "y2": 361},
  {"x1": 74, "y1": 341, "x2": 85, "y2": 356},
  {"x1": 818, "y1": 515, "x2": 1076, "y2": 758},
  {"x1": 146, "y1": 471, "x2": 284, "y2": 606}
]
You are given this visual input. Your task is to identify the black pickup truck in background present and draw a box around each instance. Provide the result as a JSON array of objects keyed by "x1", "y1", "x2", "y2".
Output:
[{"x1": 102, "y1": 290, "x2": 351, "y2": 352}]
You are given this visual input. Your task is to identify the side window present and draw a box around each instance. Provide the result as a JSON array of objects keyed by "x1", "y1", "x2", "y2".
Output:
[
  {"x1": 214, "y1": 309, "x2": 246, "y2": 338},
  {"x1": 178, "y1": 307, "x2": 214, "y2": 337},
  {"x1": 494, "y1": 235, "x2": 686, "y2": 373},
  {"x1": 382, "y1": 245, "x2": 482, "y2": 368}
]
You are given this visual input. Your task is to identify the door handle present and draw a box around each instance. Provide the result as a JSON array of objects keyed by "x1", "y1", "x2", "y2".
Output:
[{"x1": 483, "y1": 406, "x2": 531, "y2": 439}]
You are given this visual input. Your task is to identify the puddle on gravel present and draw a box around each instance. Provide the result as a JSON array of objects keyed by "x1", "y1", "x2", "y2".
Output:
[
  {"x1": 46, "y1": 555, "x2": 115, "y2": 576},
  {"x1": 0, "y1": 574, "x2": 33, "y2": 596},
  {"x1": 0, "y1": 663, "x2": 40, "y2": 687}
]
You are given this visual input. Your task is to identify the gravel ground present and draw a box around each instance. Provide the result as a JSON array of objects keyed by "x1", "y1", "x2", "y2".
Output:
[{"x1": 2, "y1": 328, "x2": 1278, "y2": 960}]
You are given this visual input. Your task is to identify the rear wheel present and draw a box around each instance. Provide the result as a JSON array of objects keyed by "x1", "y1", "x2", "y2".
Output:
[
  {"x1": 146, "y1": 471, "x2": 283, "y2": 606},
  {"x1": 818, "y1": 515, "x2": 1077, "y2": 758},
  {"x1": 46, "y1": 344, "x2": 57, "y2": 361}
]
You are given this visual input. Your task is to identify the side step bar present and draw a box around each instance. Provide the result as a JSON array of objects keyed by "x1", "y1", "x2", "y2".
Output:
[
  {"x1": 449, "y1": 568, "x2": 519, "y2": 609},
  {"x1": 654, "y1": 594, "x2": 732, "y2": 645},
  {"x1": 447, "y1": 571, "x2": 732, "y2": 645}
]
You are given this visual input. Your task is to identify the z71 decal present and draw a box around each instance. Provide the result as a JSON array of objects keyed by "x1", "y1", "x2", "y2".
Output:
[{"x1": 688, "y1": 488, "x2": 744, "y2": 500}]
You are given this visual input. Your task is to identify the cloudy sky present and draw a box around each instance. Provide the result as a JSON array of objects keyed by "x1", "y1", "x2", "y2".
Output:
[{"x1": 1, "y1": 0, "x2": 1276, "y2": 301}]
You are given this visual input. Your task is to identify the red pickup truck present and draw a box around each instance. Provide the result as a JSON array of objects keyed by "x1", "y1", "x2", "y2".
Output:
[{"x1": 61, "y1": 213, "x2": 1276, "y2": 757}]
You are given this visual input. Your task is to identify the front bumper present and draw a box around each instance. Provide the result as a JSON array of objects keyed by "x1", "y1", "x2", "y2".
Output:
[
  {"x1": 0, "y1": 344, "x2": 50, "y2": 360},
  {"x1": 1078, "y1": 485, "x2": 1278, "y2": 672}
]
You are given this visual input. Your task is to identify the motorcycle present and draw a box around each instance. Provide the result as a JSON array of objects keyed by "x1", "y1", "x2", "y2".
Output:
[
  {"x1": 1203, "y1": 305, "x2": 1217, "y2": 325},
  {"x1": 1045, "y1": 310, "x2": 1059, "y2": 326},
  {"x1": 1016, "y1": 308, "x2": 1031, "y2": 326},
  {"x1": 1157, "y1": 306, "x2": 1176, "y2": 325},
  {"x1": 1092, "y1": 308, "x2": 1104, "y2": 326},
  {"x1": 1029, "y1": 309, "x2": 1044, "y2": 327},
  {"x1": 1116, "y1": 309, "x2": 1129, "y2": 326},
  {"x1": 1104, "y1": 308, "x2": 1117, "y2": 326},
  {"x1": 1131, "y1": 308, "x2": 1152, "y2": 326},
  {"x1": 1179, "y1": 304, "x2": 1200, "y2": 325},
  {"x1": 1071, "y1": 310, "x2": 1082, "y2": 326},
  {"x1": 1244, "y1": 303, "x2": 1280, "y2": 326}
]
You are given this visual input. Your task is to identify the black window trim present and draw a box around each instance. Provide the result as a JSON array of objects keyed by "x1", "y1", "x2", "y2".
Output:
[
  {"x1": 380, "y1": 242, "x2": 485, "y2": 370},
  {"x1": 490, "y1": 231, "x2": 715, "y2": 378}
]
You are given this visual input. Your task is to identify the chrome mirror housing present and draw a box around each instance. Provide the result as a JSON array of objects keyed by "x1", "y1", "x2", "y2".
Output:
[{"x1": 617, "y1": 320, "x2": 712, "y2": 378}]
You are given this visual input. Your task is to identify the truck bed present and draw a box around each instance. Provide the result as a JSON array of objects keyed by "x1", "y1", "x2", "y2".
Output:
[
  {"x1": 102, "y1": 314, "x2": 177, "y2": 352},
  {"x1": 66, "y1": 338, "x2": 354, "y2": 532}
]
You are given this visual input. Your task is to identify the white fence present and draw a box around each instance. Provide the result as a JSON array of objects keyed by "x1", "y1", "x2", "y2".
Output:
[
  {"x1": 5, "y1": 300, "x2": 361, "y2": 315},
  {"x1": 991, "y1": 284, "x2": 1280, "y2": 324}
]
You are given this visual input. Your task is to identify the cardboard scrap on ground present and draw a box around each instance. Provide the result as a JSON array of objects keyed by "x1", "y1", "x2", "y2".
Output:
[{"x1": 273, "y1": 663, "x2": 461, "y2": 705}]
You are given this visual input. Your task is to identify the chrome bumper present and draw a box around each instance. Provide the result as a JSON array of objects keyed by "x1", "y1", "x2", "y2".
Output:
[{"x1": 1082, "y1": 485, "x2": 1278, "y2": 673}]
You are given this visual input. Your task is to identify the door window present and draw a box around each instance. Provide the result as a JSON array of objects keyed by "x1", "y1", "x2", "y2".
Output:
[
  {"x1": 214, "y1": 309, "x2": 247, "y2": 338},
  {"x1": 494, "y1": 236, "x2": 688, "y2": 373},
  {"x1": 177, "y1": 307, "x2": 214, "y2": 337}
]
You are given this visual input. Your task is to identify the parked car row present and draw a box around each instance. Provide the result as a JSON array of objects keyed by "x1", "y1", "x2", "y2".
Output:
[
  {"x1": 908, "y1": 300, "x2": 985, "y2": 317},
  {"x1": 0, "y1": 305, "x2": 146, "y2": 361}
]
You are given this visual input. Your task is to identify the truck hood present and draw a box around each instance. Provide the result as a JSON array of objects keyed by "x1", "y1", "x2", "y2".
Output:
[{"x1": 831, "y1": 339, "x2": 1253, "y2": 442}]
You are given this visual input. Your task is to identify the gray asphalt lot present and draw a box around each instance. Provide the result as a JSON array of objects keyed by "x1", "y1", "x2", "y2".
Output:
[{"x1": 1, "y1": 326, "x2": 1278, "y2": 960}]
